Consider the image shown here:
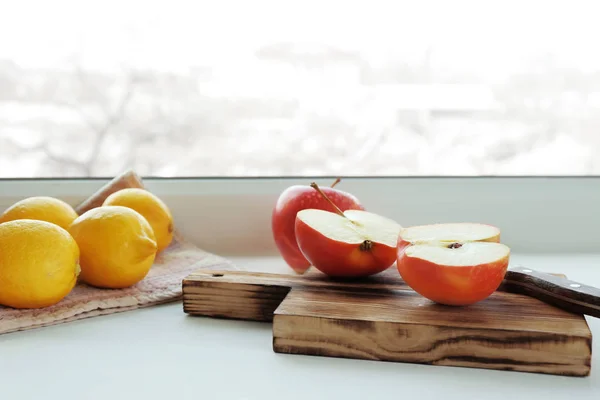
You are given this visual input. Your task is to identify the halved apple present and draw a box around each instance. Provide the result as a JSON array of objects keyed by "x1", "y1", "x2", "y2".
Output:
[
  {"x1": 396, "y1": 223, "x2": 510, "y2": 306},
  {"x1": 295, "y1": 209, "x2": 402, "y2": 278},
  {"x1": 272, "y1": 180, "x2": 364, "y2": 275}
]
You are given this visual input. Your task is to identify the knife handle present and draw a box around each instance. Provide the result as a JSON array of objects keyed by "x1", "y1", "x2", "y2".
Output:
[{"x1": 502, "y1": 266, "x2": 600, "y2": 318}]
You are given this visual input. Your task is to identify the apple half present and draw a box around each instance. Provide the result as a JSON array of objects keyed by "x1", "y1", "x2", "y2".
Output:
[
  {"x1": 396, "y1": 223, "x2": 510, "y2": 306},
  {"x1": 272, "y1": 181, "x2": 364, "y2": 275},
  {"x1": 295, "y1": 209, "x2": 402, "y2": 278}
]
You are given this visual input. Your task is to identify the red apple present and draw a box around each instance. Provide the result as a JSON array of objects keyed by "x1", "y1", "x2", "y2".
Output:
[
  {"x1": 295, "y1": 208, "x2": 402, "y2": 278},
  {"x1": 396, "y1": 223, "x2": 510, "y2": 306},
  {"x1": 272, "y1": 180, "x2": 364, "y2": 274}
]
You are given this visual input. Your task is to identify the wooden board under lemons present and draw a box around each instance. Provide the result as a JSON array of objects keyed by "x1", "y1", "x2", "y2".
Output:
[{"x1": 0, "y1": 170, "x2": 237, "y2": 335}]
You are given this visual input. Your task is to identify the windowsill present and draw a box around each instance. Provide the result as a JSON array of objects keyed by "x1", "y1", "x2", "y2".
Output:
[
  {"x1": 1, "y1": 177, "x2": 600, "y2": 396},
  {"x1": 1, "y1": 253, "x2": 599, "y2": 398}
]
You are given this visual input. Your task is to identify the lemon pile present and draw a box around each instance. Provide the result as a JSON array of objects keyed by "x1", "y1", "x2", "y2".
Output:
[{"x1": 0, "y1": 188, "x2": 174, "y2": 309}]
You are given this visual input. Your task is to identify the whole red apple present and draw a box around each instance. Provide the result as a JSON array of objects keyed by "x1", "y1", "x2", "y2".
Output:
[{"x1": 272, "y1": 180, "x2": 364, "y2": 274}]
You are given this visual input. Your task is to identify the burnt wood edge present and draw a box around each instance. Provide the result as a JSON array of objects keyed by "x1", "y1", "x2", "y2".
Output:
[
  {"x1": 181, "y1": 273, "x2": 292, "y2": 322},
  {"x1": 271, "y1": 315, "x2": 592, "y2": 377},
  {"x1": 273, "y1": 346, "x2": 591, "y2": 377}
]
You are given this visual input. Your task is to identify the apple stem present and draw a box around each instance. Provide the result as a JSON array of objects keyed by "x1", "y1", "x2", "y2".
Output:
[
  {"x1": 310, "y1": 182, "x2": 346, "y2": 218},
  {"x1": 360, "y1": 240, "x2": 373, "y2": 251},
  {"x1": 330, "y1": 178, "x2": 341, "y2": 188},
  {"x1": 448, "y1": 243, "x2": 463, "y2": 249}
]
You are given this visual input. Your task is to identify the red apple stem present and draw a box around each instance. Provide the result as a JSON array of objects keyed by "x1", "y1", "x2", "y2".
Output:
[
  {"x1": 311, "y1": 181, "x2": 365, "y2": 240},
  {"x1": 330, "y1": 178, "x2": 341, "y2": 188},
  {"x1": 310, "y1": 182, "x2": 347, "y2": 218}
]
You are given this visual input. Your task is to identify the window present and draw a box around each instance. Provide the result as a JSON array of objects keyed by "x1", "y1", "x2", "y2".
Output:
[{"x1": 1, "y1": 1, "x2": 598, "y2": 178}]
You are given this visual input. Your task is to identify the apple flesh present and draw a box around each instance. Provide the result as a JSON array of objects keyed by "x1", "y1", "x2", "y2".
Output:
[
  {"x1": 295, "y1": 209, "x2": 402, "y2": 278},
  {"x1": 272, "y1": 184, "x2": 364, "y2": 274},
  {"x1": 396, "y1": 223, "x2": 510, "y2": 306},
  {"x1": 397, "y1": 222, "x2": 501, "y2": 253}
]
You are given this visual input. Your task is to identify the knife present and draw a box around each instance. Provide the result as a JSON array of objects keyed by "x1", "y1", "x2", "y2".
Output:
[{"x1": 500, "y1": 265, "x2": 600, "y2": 318}]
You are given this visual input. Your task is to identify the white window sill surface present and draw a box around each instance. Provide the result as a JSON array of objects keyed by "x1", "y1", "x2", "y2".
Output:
[{"x1": 1, "y1": 253, "x2": 599, "y2": 400}]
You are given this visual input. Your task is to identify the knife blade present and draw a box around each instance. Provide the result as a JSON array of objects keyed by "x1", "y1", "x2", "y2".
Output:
[{"x1": 500, "y1": 265, "x2": 600, "y2": 318}]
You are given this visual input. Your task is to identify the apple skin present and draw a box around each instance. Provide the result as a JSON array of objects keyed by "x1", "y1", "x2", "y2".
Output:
[
  {"x1": 272, "y1": 185, "x2": 364, "y2": 274},
  {"x1": 396, "y1": 245, "x2": 509, "y2": 306},
  {"x1": 294, "y1": 216, "x2": 396, "y2": 278}
]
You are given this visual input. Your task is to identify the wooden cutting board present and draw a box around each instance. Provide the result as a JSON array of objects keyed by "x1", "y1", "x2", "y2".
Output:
[{"x1": 182, "y1": 265, "x2": 592, "y2": 377}]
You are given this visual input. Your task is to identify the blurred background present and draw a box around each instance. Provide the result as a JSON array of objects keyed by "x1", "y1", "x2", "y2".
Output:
[{"x1": 1, "y1": 0, "x2": 599, "y2": 178}]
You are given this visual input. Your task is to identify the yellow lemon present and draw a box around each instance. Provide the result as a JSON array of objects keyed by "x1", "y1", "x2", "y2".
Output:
[
  {"x1": 0, "y1": 196, "x2": 79, "y2": 230},
  {"x1": 103, "y1": 188, "x2": 174, "y2": 253},
  {"x1": 68, "y1": 206, "x2": 157, "y2": 289},
  {"x1": 0, "y1": 219, "x2": 80, "y2": 309}
]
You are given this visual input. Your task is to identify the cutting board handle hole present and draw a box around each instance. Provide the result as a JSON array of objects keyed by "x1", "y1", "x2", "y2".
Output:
[{"x1": 212, "y1": 273, "x2": 224, "y2": 277}]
